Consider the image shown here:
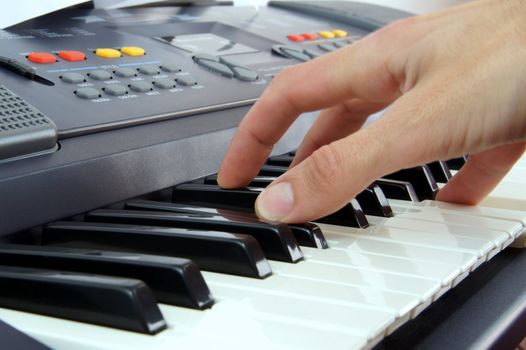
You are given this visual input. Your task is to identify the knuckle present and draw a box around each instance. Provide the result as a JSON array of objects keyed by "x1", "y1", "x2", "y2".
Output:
[{"x1": 302, "y1": 144, "x2": 344, "y2": 191}]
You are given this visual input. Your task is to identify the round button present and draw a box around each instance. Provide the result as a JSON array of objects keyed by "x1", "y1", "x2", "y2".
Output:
[
  {"x1": 153, "y1": 79, "x2": 176, "y2": 89},
  {"x1": 104, "y1": 85, "x2": 128, "y2": 96},
  {"x1": 114, "y1": 68, "x2": 137, "y2": 78},
  {"x1": 160, "y1": 63, "x2": 181, "y2": 73},
  {"x1": 120, "y1": 46, "x2": 145, "y2": 57},
  {"x1": 75, "y1": 88, "x2": 101, "y2": 99},
  {"x1": 176, "y1": 76, "x2": 197, "y2": 86},
  {"x1": 129, "y1": 81, "x2": 152, "y2": 92},
  {"x1": 137, "y1": 65, "x2": 160, "y2": 75},
  {"x1": 95, "y1": 48, "x2": 121, "y2": 58},
  {"x1": 317, "y1": 43, "x2": 336, "y2": 52},
  {"x1": 58, "y1": 51, "x2": 86, "y2": 61},
  {"x1": 88, "y1": 70, "x2": 112, "y2": 81},
  {"x1": 27, "y1": 52, "x2": 57, "y2": 64},
  {"x1": 60, "y1": 73, "x2": 85, "y2": 84}
]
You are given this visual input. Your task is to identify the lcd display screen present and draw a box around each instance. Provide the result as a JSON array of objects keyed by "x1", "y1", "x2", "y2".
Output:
[{"x1": 155, "y1": 33, "x2": 258, "y2": 56}]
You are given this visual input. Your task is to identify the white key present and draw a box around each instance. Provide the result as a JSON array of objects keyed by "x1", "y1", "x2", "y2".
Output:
[
  {"x1": 366, "y1": 215, "x2": 496, "y2": 258},
  {"x1": 414, "y1": 200, "x2": 526, "y2": 238},
  {"x1": 0, "y1": 305, "x2": 369, "y2": 350},
  {"x1": 203, "y1": 268, "x2": 417, "y2": 319},
  {"x1": 389, "y1": 200, "x2": 522, "y2": 237},
  {"x1": 268, "y1": 260, "x2": 438, "y2": 305},
  {"x1": 207, "y1": 279, "x2": 391, "y2": 340},
  {"x1": 303, "y1": 247, "x2": 460, "y2": 287},
  {"x1": 320, "y1": 224, "x2": 478, "y2": 273}
]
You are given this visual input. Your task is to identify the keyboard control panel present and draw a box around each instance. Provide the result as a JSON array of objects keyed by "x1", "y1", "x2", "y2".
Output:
[{"x1": 0, "y1": 4, "x2": 390, "y2": 138}]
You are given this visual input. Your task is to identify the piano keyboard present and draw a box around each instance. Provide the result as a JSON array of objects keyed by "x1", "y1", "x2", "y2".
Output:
[{"x1": 0, "y1": 153, "x2": 524, "y2": 350}]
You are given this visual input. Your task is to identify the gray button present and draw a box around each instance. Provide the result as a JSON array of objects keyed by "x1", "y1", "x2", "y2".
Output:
[
  {"x1": 219, "y1": 57, "x2": 242, "y2": 67},
  {"x1": 317, "y1": 43, "x2": 336, "y2": 52},
  {"x1": 160, "y1": 63, "x2": 181, "y2": 73},
  {"x1": 75, "y1": 87, "x2": 101, "y2": 99},
  {"x1": 137, "y1": 65, "x2": 160, "y2": 75},
  {"x1": 129, "y1": 81, "x2": 152, "y2": 92},
  {"x1": 176, "y1": 75, "x2": 197, "y2": 86},
  {"x1": 153, "y1": 79, "x2": 176, "y2": 89},
  {"x1": 218, "y1": 58, "x2": 258, "y2": 82},
  {"x1": 333, "y1": 41, "x2": 347, "y2": 48},
  {"x1": 230, "y1": 66, "x2": 258, "y2": 82},
  {"x1": 281, "y1": 48, "x2": 310, "y2": 62},
  {"x1": 196, "y1": 60, "x2": 233, "y2": 78},
  {"x1": 60, "y1": 73, "x2": 85, "y2": 84},
  {"x1": 104, "y1": 84, "x2": 127, "y2": 96},
  {"x1": 88, "y1": 70, "x2": 112, "y2": 81},
  {"x1": 114, "y1": 68, "x2": 136, "y2": 78},
  {"x1": 303, "y1": 49, "x2": 322, "y2": 59},
  {"x1": 193, "y1": 53, "x2": 219, "y2": 62},
  {"x1": 272, "y1": 45, "x2": 302, "y2": 54}
]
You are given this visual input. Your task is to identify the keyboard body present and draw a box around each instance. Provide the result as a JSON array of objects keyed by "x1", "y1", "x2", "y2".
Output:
[{"x1": 0, "y1": 2, "x2": 525, "y2": 350}]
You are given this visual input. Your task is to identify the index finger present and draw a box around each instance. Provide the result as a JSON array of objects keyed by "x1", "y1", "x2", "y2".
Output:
[{"x1": 217, "y1": 29, "x2": 406, "y2": 189}]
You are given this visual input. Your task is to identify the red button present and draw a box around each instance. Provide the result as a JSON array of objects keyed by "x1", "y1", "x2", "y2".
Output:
[
  {"x1": 58, "y1": 50, "x2": 86, "y2": 61},
  {"x1": 27, "y1": 52, "x2": 57, "y2": 64},
  {"x1": 301, "y1": 33, "x2": 318, "y2": 40},
  {"x1": 287, "y1": 34, "x2": 304, "y2": 42}
]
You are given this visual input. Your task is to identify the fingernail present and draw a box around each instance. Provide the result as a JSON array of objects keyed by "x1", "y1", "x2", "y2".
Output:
[{"x1": 256, "y1": 182, "x2": 294, "y2": 221}]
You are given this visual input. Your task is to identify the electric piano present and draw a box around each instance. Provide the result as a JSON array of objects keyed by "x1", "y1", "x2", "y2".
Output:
[{"x1": 0, "y1": 1, "x2": 524, "y2": 349}]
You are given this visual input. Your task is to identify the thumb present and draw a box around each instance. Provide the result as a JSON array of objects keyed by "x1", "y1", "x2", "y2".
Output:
[{"x1": 255, "y1": 129, "x2": 384, "y2": 223}]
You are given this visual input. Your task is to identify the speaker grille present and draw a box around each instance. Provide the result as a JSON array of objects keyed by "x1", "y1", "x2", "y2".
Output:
[{"x1": 0, "y1": 85, "x2": 57, "y2": 161}]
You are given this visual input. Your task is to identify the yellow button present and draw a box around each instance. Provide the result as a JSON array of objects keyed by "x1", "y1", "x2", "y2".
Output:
[
  {"x1": 319, "y1": 31, "x2": 335, "y2": 39},
  {"x1": 120, "y1": 46, "x2": 145, "y2": 57},
  {"x1": 332, "y1": 29, "x2": 348, "y2": 37},
  {"x1": 95, "y1": 48, "x2": 121, "y2": 58}
]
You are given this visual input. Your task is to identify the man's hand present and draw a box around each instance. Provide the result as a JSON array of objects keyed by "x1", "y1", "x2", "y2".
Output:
[{"x1": 218, "y1": 0, "x2": 526, "y2": 223}]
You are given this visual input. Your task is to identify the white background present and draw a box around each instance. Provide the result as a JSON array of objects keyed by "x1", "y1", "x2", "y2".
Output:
[{"x1": 1, "y1": 0, "x2": 469, "y2": 29}]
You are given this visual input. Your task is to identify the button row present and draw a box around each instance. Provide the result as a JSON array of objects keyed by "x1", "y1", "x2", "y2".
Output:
[
  {"x1": 192, "y1": 54, "x2": 258, "y2": 82},
  {"x1": 95, "y1": 46, "x2": 145, "y2": 59},
  {"x1": 26, "y1": 46, "x2": 146, "y2": 64},
  {"x1": 60, "y1": 64, "x2": 183, "y2": 84},
  {"x1": 317, "y1": 39, "x2": 353, "y2": 52},
  {"x1": 272, "y1": 40, "x2": 352, "y2": 62},
  {"x1": 74, "y1": 77, "x2": 198, "y2": 99},
  {"x1": 272, "y1": 45, "x2": 320, "y2": 62},
  {"x1": 287, "y1": 29, "x2": 348, "y2": 42}
]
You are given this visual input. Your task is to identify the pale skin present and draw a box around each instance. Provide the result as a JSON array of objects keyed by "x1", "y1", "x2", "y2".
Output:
[{"x1": 218, "y1": 0, "x2": 526, "y2": 223}]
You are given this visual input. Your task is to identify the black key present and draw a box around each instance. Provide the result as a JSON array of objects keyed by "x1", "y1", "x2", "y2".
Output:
[
  {"x1": 258, "y1": 165, "x2": 288, "y2": 177},
  {"x1": 205, "y1": 174, "x2": 278, "y2": 189},
  {"x1": 44, "y1": 221, "x2": 271, "y2": 279},
  {"x1": 0, "y1": 319, "x2": 51, "y2": 350},
  {"x1": 427, "y1": 161, "x2": 453, "y2": 183},
  {"x1": 0, "y1": 244, "x2": 213, "y2": 309},
  {"x1": 174, "y1": 183, "x2": 368, "y2": 229},
  {"x1": 373, "y1": 178, "x2": 419, "y2": 202},
  {"x1": 356, "y1": 185, "x2": 393, "y2": 217},
  {"x1": 86, "y1": 209, "x2": 303, "y2": 263},
  {"x1": 383, "y1": 165, "x2": 438, "y2": 200},
  {"x1": 209, "y1": 174, "x2": 371, "y2": 230},
  {"x1": 446, "y1": 156, "x2": 468, "y2": 170},
  {"x1": 173, "y1": 183, "x2": 262, "y2": 212},
  {"x1": 267, "y1": 154, "x2": 294, "y2": 167},
  {"x1": 315, "y1": 199, "x2": 369, "y2": 228},
  {"x1": 0, "y1": 265, "x2": 166, "y2": 334},
  {"x1": 126, "y1": 200, "x2": 329, "y2": 249}
]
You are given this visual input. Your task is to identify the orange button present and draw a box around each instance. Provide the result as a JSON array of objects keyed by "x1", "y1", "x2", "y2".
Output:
[
  {"x1": 287, "y1": 34, "x2": 304, "y2": 42},
  {"x1": 58, "y1": 51, "x2": 86, "y2": 61},
  {"x1": 27, "y1": 52, "x2": 57, "y2": 64},
  {"x1": 301, "y1": 33, "x2": 318, "y2": 40}
]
